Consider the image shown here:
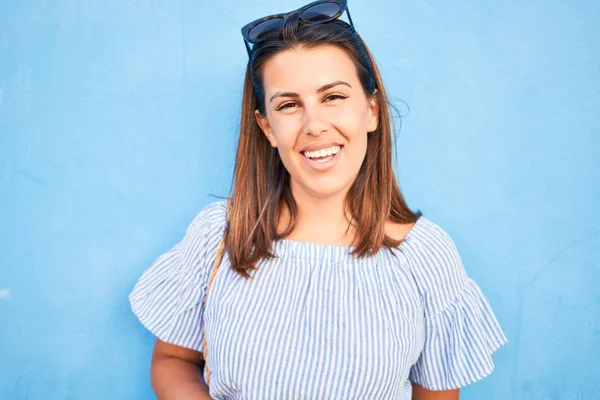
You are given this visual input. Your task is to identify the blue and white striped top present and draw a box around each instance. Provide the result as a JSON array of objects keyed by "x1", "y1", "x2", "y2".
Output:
[{"x1": 129, "y1": 199, "x2": 508, "y2": 399}]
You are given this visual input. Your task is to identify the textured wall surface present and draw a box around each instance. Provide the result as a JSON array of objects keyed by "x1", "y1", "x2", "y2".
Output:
[{"x1": 1, "y1": 1, "x2": 598, "y2": 399}]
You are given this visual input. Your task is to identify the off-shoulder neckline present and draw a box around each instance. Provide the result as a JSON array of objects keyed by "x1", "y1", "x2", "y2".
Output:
[{"x1": 269, "y1": 215, "x2": 430, "y2": 265}]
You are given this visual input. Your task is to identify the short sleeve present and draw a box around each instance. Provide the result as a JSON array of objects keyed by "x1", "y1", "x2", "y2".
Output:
[
  {"x1": 128, "y1": 199, "x2": 228, "y2": 352},
  {"x1": 406, "y1": 219, "x2": 508, "y2": 390}
]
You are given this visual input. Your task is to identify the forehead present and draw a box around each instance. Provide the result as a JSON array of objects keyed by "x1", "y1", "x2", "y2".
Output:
[{"x1": 261, "y1": 45, "x2": 359, "y2": 93}]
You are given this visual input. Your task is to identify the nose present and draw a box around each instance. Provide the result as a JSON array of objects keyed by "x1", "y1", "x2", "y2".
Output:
[{"x1": 302, "y1": 102, "x2": 329, "y2": 137}]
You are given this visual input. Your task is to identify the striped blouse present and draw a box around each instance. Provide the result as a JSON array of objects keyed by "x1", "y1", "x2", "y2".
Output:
[{"x1": 129, "y1": 199, "x2": 508, "y2": 399}]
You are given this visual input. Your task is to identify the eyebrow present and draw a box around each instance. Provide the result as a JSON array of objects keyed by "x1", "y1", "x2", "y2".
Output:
[{"x1": 269, "y1": 81, "x2": 352, "y2": 103}]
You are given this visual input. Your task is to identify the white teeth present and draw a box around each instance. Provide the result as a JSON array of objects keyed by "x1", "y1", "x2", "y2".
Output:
[
  {"x1": 303, "y1": 145, "x2": 341, "y2": 159},
  {"x1": 315, "y1": 155, "x2": 333, "y2": 163}
]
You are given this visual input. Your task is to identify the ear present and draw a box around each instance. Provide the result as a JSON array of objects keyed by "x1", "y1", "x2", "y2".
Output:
[
  {"x1": 255, "y1": 109, "x2": 278, "y2": 148},
  {"x1": 366, "y1": 89, "x2": 380, "y2": 133}
]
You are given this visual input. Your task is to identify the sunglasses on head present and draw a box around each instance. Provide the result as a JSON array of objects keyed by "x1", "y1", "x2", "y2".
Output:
[{"x1": 241, "y1": 0, "x2": 354, "y2": 57}]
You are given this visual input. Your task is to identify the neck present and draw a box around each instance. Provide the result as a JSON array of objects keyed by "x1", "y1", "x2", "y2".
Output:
[{"x1": 279, "y1": 181, "x2": 356, "y2": 246}]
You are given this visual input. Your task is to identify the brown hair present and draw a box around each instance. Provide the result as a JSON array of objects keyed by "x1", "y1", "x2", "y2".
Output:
[{"x1": 222, "y1": 16, "x2": 421, "y2": 279}]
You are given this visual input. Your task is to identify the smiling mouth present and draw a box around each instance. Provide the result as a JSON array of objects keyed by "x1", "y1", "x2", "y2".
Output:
[
  {"x1": 300, "y1": 145, "x2": 343, "y2": 171},
  {"x1": 300, "y1": 145, "x2": 343, "y2": 162}
]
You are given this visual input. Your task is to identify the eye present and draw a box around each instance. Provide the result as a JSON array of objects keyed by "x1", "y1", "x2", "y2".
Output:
[
  {"x1": 276, "y1": 102, "x2": 297, "y2": 111},
  {"x1": 275, "y1": 94, "x2": 347, "y2": 112},
  {"x1": 325, "y1": 94, "x2": 347, "y2": 102}
]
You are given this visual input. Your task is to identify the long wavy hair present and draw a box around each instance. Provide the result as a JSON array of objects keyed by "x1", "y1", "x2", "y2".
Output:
[{"x1": 222, "y1": 16, "x2": 422, "y2": 279}]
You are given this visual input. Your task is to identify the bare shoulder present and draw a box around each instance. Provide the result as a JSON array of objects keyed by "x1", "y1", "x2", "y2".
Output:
[{"x1": 384, "y1": 220, "x2": 418, "y2": 242}]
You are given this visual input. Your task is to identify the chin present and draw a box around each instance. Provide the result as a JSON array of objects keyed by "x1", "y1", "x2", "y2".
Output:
[{"x1": 302, "y1": 177, "x2": 352, "y2": 198}]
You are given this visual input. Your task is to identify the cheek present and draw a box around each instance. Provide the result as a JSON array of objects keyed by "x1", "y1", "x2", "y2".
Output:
[
  {"x1": 270, "y1": 117, "x2": 301, "y2": 147},
  {"x1": 331, "y1": 118, "x2": 368, "y2": 142},
  {"x1": 332, "y1": 104, "x2": 371, "y2": 135},
  {"x1": 345, "y1": 133, "x2": 369, "y2": 163},
  {"x1": 269, "y1": 123, "x2": 301, "y2": 167}
]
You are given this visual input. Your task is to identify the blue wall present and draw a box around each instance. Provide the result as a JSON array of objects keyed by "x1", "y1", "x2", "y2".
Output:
[{"x1": 1, "y1": 1, "x2": 598, "y2": 399}]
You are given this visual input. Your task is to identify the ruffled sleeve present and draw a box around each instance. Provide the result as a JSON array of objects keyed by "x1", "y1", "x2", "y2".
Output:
[
  {"x1": 128, "y1": 199, "x2": 228, "y2": 352},
  {"x1": 406, "y1": 218, "x2": 508, "y2": 390}
]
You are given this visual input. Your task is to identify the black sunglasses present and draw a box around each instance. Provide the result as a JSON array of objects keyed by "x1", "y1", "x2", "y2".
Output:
[{"x1": 240, "y1": 0, "x2": 354, "y2": 57}]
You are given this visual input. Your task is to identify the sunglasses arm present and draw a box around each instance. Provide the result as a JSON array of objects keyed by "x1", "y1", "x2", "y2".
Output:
[
  {"x1": 244, "y1": 39, "x2": 252, "y2": 57},
  {"x1": 345, "y1": 6, "x2": 355, "y2": 29}
]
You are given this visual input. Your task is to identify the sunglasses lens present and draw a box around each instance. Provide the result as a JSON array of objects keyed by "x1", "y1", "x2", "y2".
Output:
[
  {"x1": 301, "y1": 3, "x2": 342, "y2": 22},
  {"x1": 248, "y1": 17, "x2": 285, "y2": 42}
]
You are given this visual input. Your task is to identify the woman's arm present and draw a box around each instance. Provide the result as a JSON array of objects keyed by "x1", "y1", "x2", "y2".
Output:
[
  {"x1": 412, "y1": 382, "x2": 460, "y2": 400},
  {"x1": 150, "y1": 339, "x2": 212, "y2": 400}
]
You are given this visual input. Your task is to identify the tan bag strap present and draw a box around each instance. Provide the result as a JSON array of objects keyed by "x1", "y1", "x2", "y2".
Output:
[{"x1": 201, "y1": 199, "x2": 231, "y2": 387}]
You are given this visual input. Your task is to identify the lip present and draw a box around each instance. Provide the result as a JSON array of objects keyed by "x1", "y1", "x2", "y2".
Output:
[
  {"x1": 299, "y1": 142, "x2": 343, "y2": 152},
  {"x1": 301, "y1": 146, "x2": 342, "y2": 172}
]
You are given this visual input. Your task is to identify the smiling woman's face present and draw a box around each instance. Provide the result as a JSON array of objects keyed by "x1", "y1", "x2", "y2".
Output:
[{"x1": 255, "y1": 44, "x2": 379, "y2": 201}]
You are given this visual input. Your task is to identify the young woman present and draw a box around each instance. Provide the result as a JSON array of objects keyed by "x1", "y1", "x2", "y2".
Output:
[{"x1": 129, "y1": 1, "x2": 508, "y2": 399}]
